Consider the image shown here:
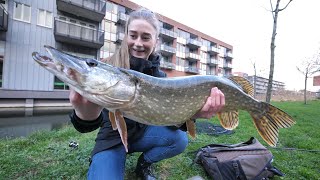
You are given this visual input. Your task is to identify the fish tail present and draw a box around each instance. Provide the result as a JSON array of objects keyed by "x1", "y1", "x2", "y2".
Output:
[{"x1": 250, "y1": 102, "x2": 295, "y2": 147}]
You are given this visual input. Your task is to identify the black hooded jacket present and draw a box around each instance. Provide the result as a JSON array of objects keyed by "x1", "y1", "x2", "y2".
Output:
[{"x1": 70, "y1": 54, "x2": 186, "y2": 156}]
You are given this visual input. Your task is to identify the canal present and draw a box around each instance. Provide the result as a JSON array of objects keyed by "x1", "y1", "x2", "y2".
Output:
[{"x1": 0, "y1": 108, "x2": 72, "y2": 139}]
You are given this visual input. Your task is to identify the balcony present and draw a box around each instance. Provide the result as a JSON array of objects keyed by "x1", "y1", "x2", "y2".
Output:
[
  {"x1": 185, "y1": 66, "x2": 199, "y2": 74},
  {"x1": 0, "y1": 4, "x2": 8, "y2": 32},
  {"x1": 185, "y1": 52, "x2": 200, "y2": 62},
  {"x1": 56, "y1": 0, "x2": 106, "y2": 22},
  {"x1": 207, "y1": 46, "x2": 219, "y2": 55},
  {"x1": 160, "y1": 60, "x2": 176, "y2": 70},
  {"x1": 54, "y1": 18, "x2": 104, "y2": 49},
  {"x1": 207, "y1": 58, "x2": 218, "y2": 66},
  {"x1": 116, "y1": 31, "x2": 125, "y2": 44},
  {"x1": 159, "y1": 44, "x2": 176, "y2": 56},
  {"x1": 206, "y1": 71, "x2": 215, "y2": 75},
  {"x1": 225, "y1": 52, "x2": 233, "y2": 59},
  {"x1": 159, "y1": 28, "x2": 177, "y2": 41},
  {"x1": 116, "y1": 12, "x2": 128, "y2": 25},
  {"x1": 186, "y1": 38, "x2": 201, "y2": 49},
  {"x1": 223, "y1": 62, "x2": 232, "y2": 69}
]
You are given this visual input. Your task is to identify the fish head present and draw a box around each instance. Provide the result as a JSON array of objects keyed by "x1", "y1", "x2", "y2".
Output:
[{"x1": 32, "y1": 46, "x2": 135, "y2": 96}]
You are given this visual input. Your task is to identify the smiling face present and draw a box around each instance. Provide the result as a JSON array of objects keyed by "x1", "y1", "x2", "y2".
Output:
[{"x1": 127, "y1": 19, "x2": 158, "y2": 59}]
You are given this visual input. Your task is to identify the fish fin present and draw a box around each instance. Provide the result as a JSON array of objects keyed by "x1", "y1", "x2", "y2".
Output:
[
  {"x1": 228, "y1": 76, "x2": 254, "y2": 97},
  {"x1": 217, "y1": 111, "x2": 239, "y2": 130},
  {"x1": 250, "y1": 102, "x2": 295, "y2": 147},
  {"x1": 115, "y1": 110, "x2": 128, "y2": 152},
  {"x1": 108, "y1": 111, "x2": 117, "y2": 130},
  {"x1": 186, "y1": 119, "x2": 196, "y2": 138}
]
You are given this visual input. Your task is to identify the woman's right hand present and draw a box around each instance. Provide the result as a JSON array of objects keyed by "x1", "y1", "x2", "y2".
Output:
[{"x1": 69, "y1": 89, "x2": 103, "y2": 121}]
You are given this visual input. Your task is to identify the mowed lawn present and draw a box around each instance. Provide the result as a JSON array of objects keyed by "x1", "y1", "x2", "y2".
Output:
[{"x1": 0, "y1": 100, "x2": 319, "y2": 179}]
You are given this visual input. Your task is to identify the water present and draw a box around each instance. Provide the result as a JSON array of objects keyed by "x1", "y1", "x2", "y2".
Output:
[{"x1": 0, "y1": 113, "x2": 71, "y2": 139}]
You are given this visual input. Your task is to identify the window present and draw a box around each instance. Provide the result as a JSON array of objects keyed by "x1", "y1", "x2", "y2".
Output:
[
  {"x1": 37, "y1": 9, "x2": 52, "y2": 28},
  {"x1": 13, "y1": 2, "x2": 31, "y2": 23}
]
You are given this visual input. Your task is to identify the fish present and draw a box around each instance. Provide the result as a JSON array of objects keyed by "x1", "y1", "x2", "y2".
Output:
[{"x1": 32, "y1": 46, "x2": 295, "y2": 151}]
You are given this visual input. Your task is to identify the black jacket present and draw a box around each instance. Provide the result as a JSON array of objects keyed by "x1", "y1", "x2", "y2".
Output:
[{"x1": 70, "y1": 54, "x2": 186, "y2": 156}]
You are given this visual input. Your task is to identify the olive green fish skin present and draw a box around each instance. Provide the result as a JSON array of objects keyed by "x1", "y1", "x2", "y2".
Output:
[{"x1": 114, "y1": 70, "x2": 261, "y2": 125}]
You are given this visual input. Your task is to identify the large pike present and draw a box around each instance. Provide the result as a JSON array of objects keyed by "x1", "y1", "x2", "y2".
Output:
[{"x1": 32, "y1": 46, "x2": 295, "y2": 151}]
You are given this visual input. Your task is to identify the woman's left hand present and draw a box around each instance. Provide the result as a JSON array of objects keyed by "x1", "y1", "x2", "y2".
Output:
[{"x1": 192, "y1": 87, "x2": 225, "y2": 119}]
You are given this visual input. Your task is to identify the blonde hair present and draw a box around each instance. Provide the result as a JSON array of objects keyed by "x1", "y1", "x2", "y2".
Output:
[{"x1": 106, "y1": 8, "x2": 160, "y2": 69}]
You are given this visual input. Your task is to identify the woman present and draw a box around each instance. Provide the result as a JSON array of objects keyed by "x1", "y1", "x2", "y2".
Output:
[{"x1": 69, "y1": 8, "x2": 225, "y2": 180}]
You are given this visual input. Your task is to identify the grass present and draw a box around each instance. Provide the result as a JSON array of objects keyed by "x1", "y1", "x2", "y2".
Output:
[{"x1": 0, "y1": 100, "x2": 319, "y2": 179}]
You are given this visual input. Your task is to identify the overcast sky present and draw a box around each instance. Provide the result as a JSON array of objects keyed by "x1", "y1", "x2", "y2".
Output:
[{"x1": 131, "y1": 0, "x2": 320, "y2": 91}]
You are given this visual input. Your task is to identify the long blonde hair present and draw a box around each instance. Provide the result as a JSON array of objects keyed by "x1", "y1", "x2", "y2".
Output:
[{"x1": 106, "y1": 8, "x2": 160, "y2": 69}]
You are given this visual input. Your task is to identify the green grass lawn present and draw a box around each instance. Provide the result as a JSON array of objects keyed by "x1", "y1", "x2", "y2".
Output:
[{"x1": 0, "y1": 100, "x2": 319, "y2": 179}]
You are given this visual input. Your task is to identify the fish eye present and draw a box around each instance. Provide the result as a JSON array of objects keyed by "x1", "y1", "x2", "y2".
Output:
[{"x1": 86, "y1": 59, "x2": 98, "y2": 67}]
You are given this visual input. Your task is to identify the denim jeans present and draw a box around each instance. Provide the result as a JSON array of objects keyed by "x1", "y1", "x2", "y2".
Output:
[{"x1": 87, "y1": 125, "x2": 188, "y2": 180}]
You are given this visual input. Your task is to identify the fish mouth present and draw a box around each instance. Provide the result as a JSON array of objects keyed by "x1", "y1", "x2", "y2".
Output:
[
  {"x1": 32, "y1": 46, "x2": 89, "y2": 75},
  {"x1": 32, "y1": 51, "x2": 60, "y2": 70}
]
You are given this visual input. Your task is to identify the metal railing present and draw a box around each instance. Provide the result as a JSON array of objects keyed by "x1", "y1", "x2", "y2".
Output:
[
  {"x1": 185, "y1": 66, "x2": 199, "y2": 74},
  {"x1": 159, "y1": 44, "x2": 176, "y2": 54},
  {"x1": 207, "y1": 46, "x2": 219, "y2": 53},
  {"x1": 225, "y1": 52, "x2": 233, "y2": 58},
  {"x1": 0, "y1": 4, "x2": 8, "y2": 31},
  {"x1": 207, "y1": 58, "x2": 218, "y2": 64},
  {"x1": 117, "y1": 12, "x2": 128, "y2": 23},
  {"x1": 223, "y1": 63, "x2": 232, "y2": 68},
  {"x1": 186, "y1": 38, "x2": 202, "y2": 47},
  {"x1": 54, "y1": 18, "x2": 104, "y2": 44},
  {"x1": 160, "y1": 28, "x2": 177, "y2": 38},
  {"x1": 185, "y1": 52, "x2": 200, "y2": 60},
  {"x1": 58, "y1": 0, "x2": 106, "y2": 13},
  {"x1": 160, "y1": 60, "x2": 176, "y2": 69}
]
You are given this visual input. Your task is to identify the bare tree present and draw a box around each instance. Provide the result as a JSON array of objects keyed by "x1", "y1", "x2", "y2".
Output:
[
  {"x1": 266, "y1": 0, "x2": 293, "y2": 103},
  {"x1": 252, "y1": 61, "x2": 257, "y2": 98},
  {"x1": 296, "y1": 54, "x2": 320, "y2": 104}
]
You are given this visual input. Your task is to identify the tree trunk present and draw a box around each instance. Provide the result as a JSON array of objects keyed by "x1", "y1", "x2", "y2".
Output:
[
  {"x1": 253, "y1": 63, "x2": 257, "y2": 98},
  {"x1": 304, "y1": 73, "x2": 307, "y2": 104},
  {"x1": 266, "y1": 0, "x2": 281, "y2": 103}
]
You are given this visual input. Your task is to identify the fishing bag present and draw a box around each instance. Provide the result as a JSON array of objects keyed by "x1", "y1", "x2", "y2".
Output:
[{"x1": 194, "y1": 137, "x2": 284, "y2": 180}]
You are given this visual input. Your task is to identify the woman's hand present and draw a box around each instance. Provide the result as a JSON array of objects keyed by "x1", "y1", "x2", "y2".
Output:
[
  {"x1": 69, "y1": 89, "x2": 103, "y2": 121},
  {"x1": 192, "y1": 87, "x2": 225, "y2": 119}
]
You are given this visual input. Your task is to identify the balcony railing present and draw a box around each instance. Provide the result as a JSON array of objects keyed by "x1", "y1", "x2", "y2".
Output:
[
  {"x1": 159, "y1": 44, "x2": 176, "y2": 56},
  {"x1": 116, "y1": 31, "x2": 125, "y2": 43},
  {"x1": 54, "y1": 18, "x2": 104, "y2": 49},
  {"x1": 159, "y1": 28, "x2": 177, "y2": 41},
  {"x1": 223, "y1": 63, "x2": 232, "y2": 69},
  {"x1": 207, "y1": 46, "x2": 219, "y2": 55},
  {"x1": 57, "y1": 0, "x2": 106, "y2": 22},
  {"x1": 207, "y1": 58, "x2": 218, "y2": 66},
  {"x1": 186, "y1": 38, "x2": 202, "y2": 49},
  {"x1": 160, "y1": 60, "x2": 176, "y2": 70},
  {"x1": 225, "y1": 52, "x2": 233, "y2": 59},
  {"x1": 116, "y1": 12, "x2": 128, "y2": 25},
  {"x1": 185, "y1": 52, "x2": 200, "y2": 62},
  {"x1": 184, "y1": 66, "x2": 199, "y2": 74},
  {"x1": 206, "y1": 71, "x2": 215, "y2": 75},
  {"x1": 0, "y1": 4, "x2": 8, "y2": 32}
]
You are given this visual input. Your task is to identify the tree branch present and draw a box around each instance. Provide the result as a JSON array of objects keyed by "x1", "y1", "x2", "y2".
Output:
[
  {"x1": 270, "y1": 0, "x2": 275, "y2": 19},
  {"x1": 279, "y1": 0, "x2": 293, "y2": 12}
]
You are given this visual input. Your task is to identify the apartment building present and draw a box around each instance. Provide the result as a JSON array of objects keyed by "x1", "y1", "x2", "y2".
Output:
[
  {"x1": 0, "y1": 0, "x2": 106, "y2": 113},
  {"x1": 0, "y1": 0, "x2": 232, "y2": 114},
  {"x1": 247, "y1": 75, "x2": 285, "y2": 94},
  {"x1": 102, "y1": 0, "x2": 233, "y2": 77}
]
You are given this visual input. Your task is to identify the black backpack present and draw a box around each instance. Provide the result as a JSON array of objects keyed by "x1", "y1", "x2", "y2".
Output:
[{"x1": 194, "y1": 137, "x2": 284, "y2": 180}]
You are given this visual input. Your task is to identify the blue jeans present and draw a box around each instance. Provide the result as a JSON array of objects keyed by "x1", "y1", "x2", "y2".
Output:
[{"x1": 87, "y1": 125, "x2": 188, "y2": 180}]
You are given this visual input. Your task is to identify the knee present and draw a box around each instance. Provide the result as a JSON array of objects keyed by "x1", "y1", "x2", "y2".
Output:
[{"x1": 172, "y1": 131, "x2": 188, "y2": 154}]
